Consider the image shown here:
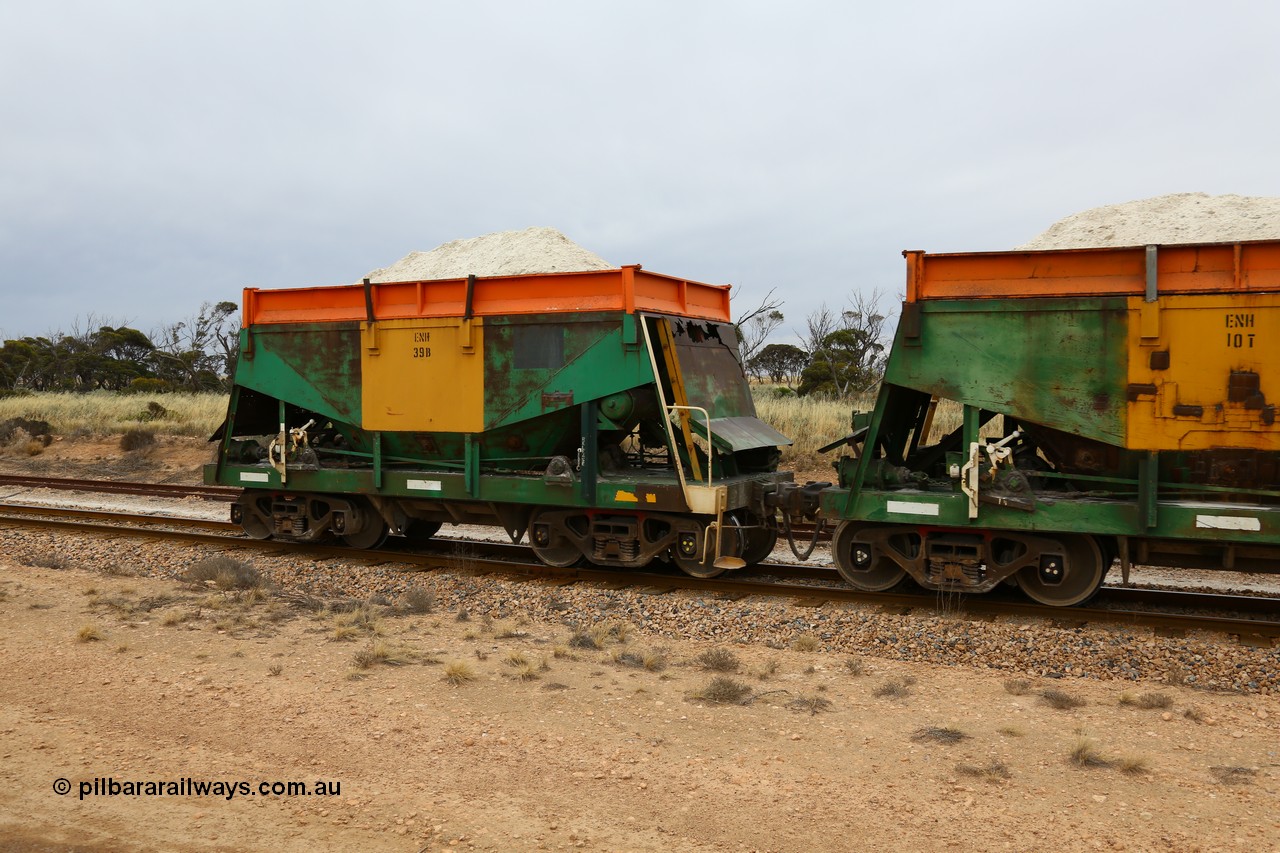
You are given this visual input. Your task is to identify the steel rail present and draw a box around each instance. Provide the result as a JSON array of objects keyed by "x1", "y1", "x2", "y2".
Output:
[
  {"x1": 1, "y1": 505, "x2": 1276, "y2": 641},
  {"x1": 0, "y1": 474, "x2": 239, "y2": 501}
]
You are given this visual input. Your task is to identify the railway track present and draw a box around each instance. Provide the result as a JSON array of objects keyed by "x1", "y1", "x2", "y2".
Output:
[
  {"x1": 0, "y1": 474, "x2": 240, "y2": 501},
  {"x1": 2, "y1": 501, "x2": 1277, "y2": 643}
]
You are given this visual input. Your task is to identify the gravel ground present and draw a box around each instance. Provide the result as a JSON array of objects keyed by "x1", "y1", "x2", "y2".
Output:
[{"x1": 4, "y1": 503, "x2": 1278, "y2": 694}]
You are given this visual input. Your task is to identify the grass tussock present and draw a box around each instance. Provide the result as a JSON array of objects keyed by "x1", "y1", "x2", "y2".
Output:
[
  {"x1": 587, "y1": 620, "x2": 630, "y2": 647},
  {"x1": 119, "y1": 428, "x2": 157, "y2": 452},
  {"x1": 996, "y1": 724, "x2": 1026, "y2": 737},
  {"x1": 1003, "y1": 678, "x2": 1033, "y2": 696},
  {"x1": 351, "y1": 640, "x2": 413, "y2": 669},
  {"x1": 1069, "y1": 736, "x2": 1111, "y2": 768},
  {"x1": 787, "y1": 695, "x2": 833, "y2": 715},
  {"x1": 690, "y1": 676, "x2": 753, "y2": 705},
  {"x1": 956, "y1": 761, "x2": 1012, "y2": 782},
  {"x1": 1209, "y1": 765, "x2": 1257, "y2": 785},
  {"x1": 397, "y1": 585, "x2": 435, "y2": 614},
  {"x1": 613, "y1": 649, "x2": 668, "y2": 672},
  {"x1": 267, "y1": 663, "x2": 284, "y2": 677},
  {"x1": 185, "y1": 556, "x2": 263, "y2": 591},
  {"x1": 1116, "y1": 754, "x2": 1151, "y2": 775},
  {"x1": 791, "y1": 633, "x2": 820, "y2": 652},
  {"x1": 443, "y1": 661, "x2": 476, "y2": 686},
  {"x1": 26, "y1": 554, "x2": 70, "y2": 570},
  {"x1": 1182, "y1": 705, "x2": 1207, "y2": 723},
  {"x1": 1118, "y1": 691, "x2": 1173, "y2": 710},
  {"x1": 0, "y1": 391, "x2": 227, "y2": 438},
  {"x1": 752, "y1": 658, "x2": 780, "y2": 680},
  {"x1": 568, "y1": 630, "x2": 601, "y2": 650},
  {"x1": 911, "y1": 726, "x2": 968, "y2": 744},
  {"x1": 873, "y1": 678, "x2": 913, "y2": 699},
  {"x1": 1040, "y1": 689, "x2": 1086, "y2": 710},
  {"x1": 694, "y1": 647, "x2": 741, "y2": 673},
  {"x1": 843, "y1": 656, "x2": 865, "y2": 676},
  {"x1": 76, "y1": 624, "x2": 102, "y2": 642}
]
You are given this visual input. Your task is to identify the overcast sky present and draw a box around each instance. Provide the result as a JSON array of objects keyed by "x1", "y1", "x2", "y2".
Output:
[{"x1": 2, "y1": 1, "x2": 1278, "y2": 344}]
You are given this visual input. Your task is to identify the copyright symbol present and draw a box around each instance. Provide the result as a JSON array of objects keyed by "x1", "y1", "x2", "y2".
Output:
[{"x1": 53, "y1": 778, "x2": 71, "y2": 796}]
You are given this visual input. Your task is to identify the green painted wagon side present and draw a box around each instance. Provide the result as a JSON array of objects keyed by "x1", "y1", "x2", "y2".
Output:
[
  {"x1": 810, "y1": 242, "x2": 1280, "y2": 606},
  {"x1": 205, "y1": 268, "x2": 790, "y2": 576}
]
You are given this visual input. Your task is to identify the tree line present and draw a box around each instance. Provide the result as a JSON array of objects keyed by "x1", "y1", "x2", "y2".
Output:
[
  {"x1": 736, "y1": 290, "x2": 890, "y2": 398},
  {"x1": 0, "y1": 302, "x2": 239, "y2": 393},
  {"x1": 2, "y1": 289, "x2": 892, "y2": 399}
]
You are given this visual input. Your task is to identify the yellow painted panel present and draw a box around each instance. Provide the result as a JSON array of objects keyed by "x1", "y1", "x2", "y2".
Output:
[
  {"x1": 1125, "y1": 293, "x2": 1279, "y2": 451},
  {"x1": 360, "y1": 318, "x2": 484, "y2": 432}
]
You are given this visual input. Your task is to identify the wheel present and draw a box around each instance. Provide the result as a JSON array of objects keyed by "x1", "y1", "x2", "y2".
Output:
[
  {"x1": 1015, "y1": 533, "x2": 1106, "y2": 607},
  {"x1": 240, "y1": 511, "x2": 272, "y2": 540},
  {"x1": 403, "y1": 519, "x2": 442, "y2": 541},
  {"x1": 529, "y1": 511, "x2": 583, "y2": 568},
  {"x1": 672, "y1": 516, "x2": 745, "y2": 579},
  {"x1": 739, "y1": 512, "x2": 779, "y2": 566},
  {"x1": 339, "y1": 500, "x2": 389, "y2": 550},
  {"x1": 832, "y1": 521, "x2": 906, "y2": 591},
  {"x1": 236, "y1": 497, "x2": 272, "y2": 540}
]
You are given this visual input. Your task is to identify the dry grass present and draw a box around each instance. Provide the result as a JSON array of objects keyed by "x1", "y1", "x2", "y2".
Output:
[
  {"x1": 996, "y1": 724, "x2": 1025, "y2": 737},
  {"x1": 329, "y1": 606, "x2": 380, "y2": 641},
  {"x1": 1116, "y1": 754, "x2": 1151, "y2": 775},
  {"x1": 185, "y1": 556, "x2": 263, "y2": 591},
  {"x1": 267, "y1": 663, "x2": 283, "y2": 677},
  {"x1": 752, "y1": 393, "x2": 858, "y2": 469},
  {"x1": 26, "y1": 554, "x2": 70, "y2": 570},
  {"x1": 568, "y1": 630, "x2": 601, "y2": 651},
  {"x1": 873, "y1": 678, "x2": 913, "y2": 699},
  {"x1": 1118, "y1": 691, "x2": 1172, "y2": 710},
  {"x1": 613, "y1": 649, "x2": 668, "y2": 672},
  {"x1": 160, "y1": 610, "x2": 189, "y2": 627},
  {"x1": 584, "y1": 620, "x2": 630, "y2": 647},
  {"x1": 1003, "y1": 678, "x2": 1032, "y2": 696},
  {"x1": 1068, "y1": 736, "x2": 1111, "y2": 768},
  {"x1": 752, "y1": 658, "x2": 780, "y2": 680},
  {"x1": 787, "y1": 695, "x2": 833, "y2": 715},
  {"x1": 1182, "y1": 705, "x2": 1207, "y2": 723},
  {"x1": 690, "y1": 676, "x2": 753, "y2": 705},
  {"x1": 443, "y1": 661, "x2": 476, "y2": 686},
  {"x1": 956, "y1": 761, "x2": 1012, "y2": 781},
  {"x1": 694, "y1": 647, "x2": 740, "y2": 673},
  {"x1": 76, "y1": 624, "x2": 102, "y2": 642},
  {"x1": 119, "y1": 428, "x2": 156, "y2": 452},
  {"x1": 752, "y1": 391, "x2": 988, "y2": 469},
  {"x1": 911, "y1": 726, "x2": 967, "y2": 744},
  {"x1": 398, "y1": 585, "x2": 435, "y2": 614},
  {"x1": 791, "y1": 633, "x2": 820, "y2": 652},
  {"x1": 1040, "y1": 689, "x2": 1086, "y2": 710},
  {"x1": 843, "y1": 657, "x2": 865, "y2": 676},
  {"x1": 1209, "y1": 765, "x2": 1257, "y2": 785},
  {"x1": 352, "y1": 640, "x2": 414, "y2": 669},
  {"x1": 508, "y1": 662, "x2": 540, "y2": 682},
  {"x1": 0, "y1": 391, "x2": 227, "y2": 437}
]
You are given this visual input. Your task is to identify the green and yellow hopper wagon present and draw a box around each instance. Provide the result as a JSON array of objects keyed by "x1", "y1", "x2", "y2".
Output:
[
  {"x1": 205, "y1": 266, "x2": 791, "y2": 576},
  {"x1": 811, "y1": 240, "x2": 1280, "y2": 605}
]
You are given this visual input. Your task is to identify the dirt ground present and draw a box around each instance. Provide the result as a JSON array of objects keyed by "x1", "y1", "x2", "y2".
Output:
[{"x1": 1, "y1": 436, "x2": 1278, "y2": 852}]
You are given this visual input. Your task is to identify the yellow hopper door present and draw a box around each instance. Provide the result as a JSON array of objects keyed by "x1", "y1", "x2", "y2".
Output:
[
  {"x1": 360, "y1": 317, "x2": 485, "y2": 433},
  {"x1": 1125, "y1": 293, "x2": 1279, "y2": 451}
]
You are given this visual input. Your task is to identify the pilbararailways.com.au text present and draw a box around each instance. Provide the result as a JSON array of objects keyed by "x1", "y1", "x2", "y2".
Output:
[{"x1": 67, "y1": 777, "x2": 342, "y2": 801}]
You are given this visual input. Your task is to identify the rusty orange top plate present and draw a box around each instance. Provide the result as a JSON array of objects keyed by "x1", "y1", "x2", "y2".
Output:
[
  {"x1": 243, "y1": 265, "x2": 731, "y2": 326},
  {"x1": 904, "y1": 240, "x2": 1280, "y2": 302}
]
